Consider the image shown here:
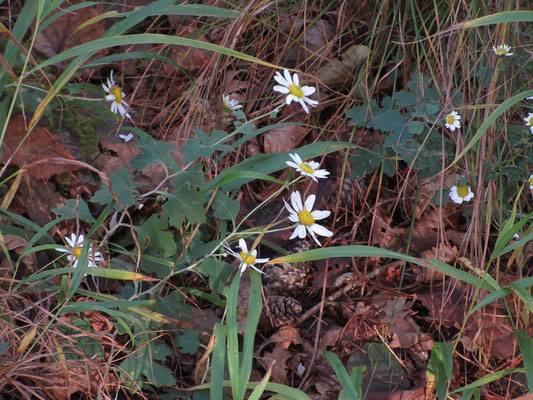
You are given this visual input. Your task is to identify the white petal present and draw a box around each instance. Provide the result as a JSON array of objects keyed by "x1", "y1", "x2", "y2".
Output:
[
  {"x1": 295, "y1": 225, "x2": 307, "y2": 239},
  {"x1": 102, "y1": 83, "x2": 109, "y2": 92},
  {"x1": 274, "y1": 72, "x2": 289, "y2": 87},
  {"x1": 311, "y1": 210, "x2": 331, "y2": 220},
  {"x1": 288, "y1": 214, "x2": 300, "y2": 223},
  {"x1": 304, "y1": 194, "x2": 316, "y2": 211},
  {"x1": 56, "y1": 247, "x2": 69, "y2": 253},
  {"x1": 255, "y1": 257, "x2": 269, "y2": 263},
  {"x1": 251, "y1": 249, "x2": 258, "y2": 257},
  {"x1": 273, "y1": 85, "x2": 290, "y2": 94},
  {"x1": 238, "y1": 239, "x2": 248, "y2": 253},
  {"x1": 302, "y1": 86, "x2": 315, "y2": 96},
  {"x1": 283, "y1": 69, "x2": 293, "y2": 85},
  {"x1": 292, "y1": 72, "x2": 299, "y2": 86},
  {"x1": 303, "y1": 97, "x2": 319, "y2": 107},
  {"x1": 105, "y1": 94, "x2": 116, "y2": 101},
  {"x1": 291, "y1": 191, "x2": 303, "y2": 212},
  {"x1": 307, "y1": 228, "x2": 322, "y2": 246},
  {"x1": 310, "y1": 223, "x2": 333, "y2": 237},
  {"x1": 289, "y1": 153, "x2": 302, "y2": 164},
  {"x1": 298, "y1": 99, "x2": 309, "y2": 113},
  {"x1": 249, "y1": 264, "x2": 265, "y2": 274},
  {"x1": 283, "y1": 198, "x2": 297, "y2": 215},
  {"x1": 286, "y1": 161, "x2": 300, "y2": 169},
  {"x1": 285, "y1": 95, "x2": 295, "y2": 105}
]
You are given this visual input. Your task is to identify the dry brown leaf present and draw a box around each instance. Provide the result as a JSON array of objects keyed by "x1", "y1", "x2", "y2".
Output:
[
  {"x1": 1, "y1": 115, "x2": 80, "y2": 179},
  {"x1": 262, "y1": 124, "x2": 307, "y2": 154},
  {"x1": 1, "y1": 234, "x2": 37, "y2": 275},
  {"x1": 33, "y1": 1, "x2": 105, "y2": 59},
  {"x1": 262, "y1": 344, "x2": 292, "y2": 385},
  {"x1": 10, "y1": 177, "x2": 66, "y2": 226}
]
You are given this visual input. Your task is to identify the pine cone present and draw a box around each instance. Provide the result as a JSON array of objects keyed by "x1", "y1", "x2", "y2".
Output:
[
  {"x1": 263, "y1": 263, "x2": 309, "y2": 296},
  {"x1": 263, "y1": 295, "x2": 302, "y2": 327}
]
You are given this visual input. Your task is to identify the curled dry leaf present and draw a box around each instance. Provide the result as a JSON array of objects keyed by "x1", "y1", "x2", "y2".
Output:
[
  {"x1": 33, "y1": 1, "x2": 105, "y2": 59},
  {"x1": 315, "y1": 44, "x2": 370, "y2": 92},
  {"x1": 1, "y1": 115, "x2": 79, "y2": 180},
  {"x1": 262, "y1": 124, "x2": 307, "y2": 154}
]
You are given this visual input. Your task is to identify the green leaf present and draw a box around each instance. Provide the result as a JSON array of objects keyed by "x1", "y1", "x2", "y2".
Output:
[
  {"x1": 52, "y1": 199, "x2": 95, "y2": 223},
  {"x1": 197, "y1": 258, "x2": 232, "y2": 294},
  {"x1": 349, "y1": 145, "x2": 384, "y2": 179},
  {"x1": 134, "y1": 214, "x2": 177, "y2": 258},
  {"x1": 161, "y1": 180, "x2": 206, "y2": 228},
  {"x1": 175, "y1": 327, "x2": 201, "y2": 355},
  {"x1": 428, "y1": 342, "x2": 453, "y2": 400},
  {"x1": 181, "y1": 129, "x2": 233, "y2": 163},
  {"x1": 120, "y1": 347, "x2": 176, "y2": 387},
  {"x1": 324, "y1": 351, "x2": 360, "y2": 400},
  {"x1": 91, "y1": 168, "x2": 144, "y2": 208},
  {"x1": 516, "y1": 329, "x2": 533, "y2": 393},
  {"x1": 212, "y1": 192, "x2": 240, "y2": 222},
  {"x1": 130, "y1": 136, "x2": 175, "y2": 169}
]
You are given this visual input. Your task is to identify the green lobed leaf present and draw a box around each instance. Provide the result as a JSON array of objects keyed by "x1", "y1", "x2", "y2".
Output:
[
  {"x1": 130, "y1": 136, "x2": 175, "y2": 170},
  {"x1": 181, "y1": 129, "x2": 233, "y2": 163},
  {"x1": 52, "y1": 199, "x2": 95, "y2": 223},
  {"x1": 212, "y1": 192, "x2": 240, "y2": 222},
  {"x1": 161, "y1": 180, "x2": 206, "y2": 228},
  {"x1": 90, "y1": 168, "x2": 144, "y2": 208},
  {"x1": 134, "y1": 214, "x2": 177, "y2": 258},
  {"x1": 175, "y1": 327, "x2": 201, "y2": 355}
]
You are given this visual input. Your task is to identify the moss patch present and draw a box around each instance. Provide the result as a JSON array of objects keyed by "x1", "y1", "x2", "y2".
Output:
[{"x1": 50, "y1": 106, "x2": 105, "y2": 158}]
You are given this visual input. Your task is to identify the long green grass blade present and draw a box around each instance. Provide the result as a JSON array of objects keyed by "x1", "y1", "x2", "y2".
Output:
[
  {"x1": 268, "y1": 246, "x2": 492, "y2": 290},
  {"x1": 211, "y1": 324, "x2": 226, "y2": 400},
  {"x1": 446, "y1": 91, "x2": 533, "y2": 171},
  {"x1": 239, "y1": 271, "x2": 262, "y2": 395},
  {"x1": 226, "y1": 274, "x2": 242, "y2": 400},
  {"x1": 324, "y1": 351, "x2": 360, "y2": 400},
  {"x1": 29, "y1": 33, "x2": 280, "y2": 74},
  {"x1": 516, "y1": 329, "x2": 533, "y2": 392},
  {"x1": 450, "y1": 368, "x2": 523, "y2": 394},
  {"x1": 463, "y1": 11, "x2": 533, "y2": 27}
]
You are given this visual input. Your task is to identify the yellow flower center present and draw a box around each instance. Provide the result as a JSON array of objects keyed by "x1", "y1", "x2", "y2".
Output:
[
  {"x1": 299, "y1": 163, "x2": 314, "y2": 174},
  {"x1": 529, "y1": 176, "x2": 533, "y2": 186},
  {"x1": 73, "y1": 246, "x2": 82, "y2": 259},
  {"x1": 528, "y1": 116, "x2": 533, "y2": 125},
  {"x1": 457, "y1": 185, "x2": 469, "y2": 198},
  {"x1": 496, "y1": 47, "x2": 507, "y2": 55},
  {"x1": 446, "y1": 115, "x2": 456, "y2": 124},
  {"x1": 288, "y1": 84, "x2": 304, "y2": 99},
  {"x1": 111, "y1": 86, "x2": 123, "y2": 103},
  {"x1": 239, "y1": 251, "x2": 256, "y2": 265},
  {"x1": 298, "y1": 210, "x2": 314, "y2": 226}
]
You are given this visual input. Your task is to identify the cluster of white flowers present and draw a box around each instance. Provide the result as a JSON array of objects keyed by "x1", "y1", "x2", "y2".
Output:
[
  {"x1": 226, "y1": 149, "x2": 332, "y2": 272},
  {"x1": 55, "y1": 233, "x2": 102, "y2": 275}
]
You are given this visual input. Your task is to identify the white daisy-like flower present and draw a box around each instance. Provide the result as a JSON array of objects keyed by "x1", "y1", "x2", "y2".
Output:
[
  {"x1": 493, "y1": 44, "x2": 513, "y2": 56},
  {"x1": 286, "y1": 153, "x2": 330, "y2": 182},
  {"x1": 55, "y1": 233, "x2": 102, "y2": 274},
  {"x1": 102, "y1": 70, "x2": 131, "y2": 119},
  {"x1": 449, "y1": 185, "x2": 474, "y2": 204},
  {"x1": 283, "y1": 191, "x2": 333, "y2": 246},
  {"x1": 528, "y1": 174, "x2": 533, "y2": 190},
  {"x1": 524, "y1": 113, "x2": 533, "y2": 134},
  {"x1": 222, "y1": 94, "x2": 242, "y2": 113},
  {"x1": 273, "y1": 69, "x2": 318, "y2": 114},
  {"x1": 119, "y1": 132, "x2": 135, "y2": 142},
  {"x1": 223, "y1": 239, "x2": 269, "y2": 274},
  {"x1": 445, "y1": 111, "x2": 461, "y2": 132}
]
